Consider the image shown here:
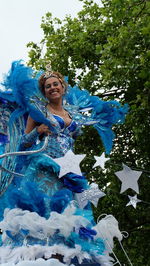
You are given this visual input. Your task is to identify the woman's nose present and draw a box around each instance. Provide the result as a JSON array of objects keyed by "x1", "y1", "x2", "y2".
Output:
[{"x1": 51, "y1": 84, "x2": 57, "y2": 90}]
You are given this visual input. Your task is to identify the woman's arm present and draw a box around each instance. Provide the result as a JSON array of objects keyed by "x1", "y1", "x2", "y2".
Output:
[
  {"x1": 25, "y1": 116, "x2": 37, "y2": 134},
  {"x1": 21, "y1": 116, "x2": 51, "y2": 148},
  {"x1": 21, "y1": 116, "x2": 40, "y2": 147},
  {"x1": 25, "y1": 116, "x2": 51, "y2": 135}
]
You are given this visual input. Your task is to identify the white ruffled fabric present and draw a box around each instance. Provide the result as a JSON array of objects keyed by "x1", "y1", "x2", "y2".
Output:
[
  {"x1": 0, "y1": 258, "x2": 73, "y2": 266},
  {"x1": 0, "y1": 244, "x2": 90, "y2": 265},
  {"x1": 93, "y1": 215, "x2": 123, "y2": 251},
  {"x1": 0, "y1": 204, "x2": 89, "y2": 242},
  {"x1": 0, "y1": 244, "x2": 113, "y2": 265},
  {"x1": 0, "y1": 206, "x2": 122, "y2": 265}
]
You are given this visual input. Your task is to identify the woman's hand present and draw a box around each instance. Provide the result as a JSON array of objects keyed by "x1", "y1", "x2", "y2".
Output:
[{"x1": 37, "y1": 124, "x2": 51, "y2": 135}]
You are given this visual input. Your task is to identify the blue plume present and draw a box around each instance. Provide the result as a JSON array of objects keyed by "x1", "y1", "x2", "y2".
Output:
[
  {"x1": 65, "y1": 85, "x2": 93, "y2": 109},
  {"x1": 0, "y1": 135, "x2": 8, "y2": 145},
  {"x1": 79, "y1": 226, "x2": 97, "y2": 240},
  {"x1": 92, "y1": 101, "x2": 129, "y2": 153},
  {"x1": 0, "y1": 61, "x2": 58, "y2": 133},
  {"x1": 8, "y1": 181, "x2": 48, "y2": 217},
  {"x1": 25, "y1": 153, "x2": 60, "y2": 177},
  {"x1": 0, "y1": 90, "x2": 14, "y2": 102},
  {"x1": 68, "y1": 232, "x2": 105, "y2": 255},
  {"x1": 62, "y1": 173, "x2": 88, "y2": 193},
  {"x1": 65, "y1": 84, "x2": 128, "y2": 153},
  {"x1": 1, "y1": 60, "x2": 38, "y2": 106},
  {"x1": 50, "y1": 188, "x2": 73, "y2": 213}
]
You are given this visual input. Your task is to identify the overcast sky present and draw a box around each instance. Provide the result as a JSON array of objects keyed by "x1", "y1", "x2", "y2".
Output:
[{"x1": 0, "y1": 0, "x2": 87, "y2": 81}]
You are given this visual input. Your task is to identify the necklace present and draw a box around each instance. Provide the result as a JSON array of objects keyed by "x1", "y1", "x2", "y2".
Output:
[{"x1": 48, "y1": 104, "x2": 67, "y2": 117}]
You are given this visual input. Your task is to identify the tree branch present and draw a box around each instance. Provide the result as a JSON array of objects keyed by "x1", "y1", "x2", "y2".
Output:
[
  {"x1": 128, "y1": 222, "x2": 150, "y2": 233},
  {"x1": 134, "y1": 1, "x2": 147, "y2": 21}
]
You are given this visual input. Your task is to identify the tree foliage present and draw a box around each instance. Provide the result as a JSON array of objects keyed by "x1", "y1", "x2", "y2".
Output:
[{"x1": 27, "y1": 0, "x2": 150, "y2": 264}]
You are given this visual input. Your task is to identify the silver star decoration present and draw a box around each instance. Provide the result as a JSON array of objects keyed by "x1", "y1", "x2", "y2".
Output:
[
  {"x1": 76, "y1": 183, "x2": 106, "y2": 209},
  {"x1": 53, "y1": 150, "x2": 86, "y2": 178},
  {"x1": 115, "y1": 164, "x2": 142, "y2": 194},
  {"x1": 126, "y1": 195, "x2": 141, "y2": 209},
  {"x1": 93, "y1": 152, "x2": 110, "y2": 169}
]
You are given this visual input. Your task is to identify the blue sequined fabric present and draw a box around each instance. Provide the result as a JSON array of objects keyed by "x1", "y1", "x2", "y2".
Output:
[{"x1": 32, "y1": 111, "x2": 81, "y2": 159}]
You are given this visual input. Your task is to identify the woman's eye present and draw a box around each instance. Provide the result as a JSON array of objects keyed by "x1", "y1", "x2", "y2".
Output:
[
  {"x1": 45, "y1": 85, "x2": 51, "y2": 89},
  {"x1": 45, "y1": 82, "x2": 59, "y2": 89},
  {"x1": 53, "y1": 82, "x2": 59, "y2": 86}
]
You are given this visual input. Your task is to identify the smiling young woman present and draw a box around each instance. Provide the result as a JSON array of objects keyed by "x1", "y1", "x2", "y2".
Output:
[
  {"x1": 25, "y1": 71, "x2": 71, "y2": 135},
  {"x1": 0, "y1": 61, "x2": 128, "y2": 265}
]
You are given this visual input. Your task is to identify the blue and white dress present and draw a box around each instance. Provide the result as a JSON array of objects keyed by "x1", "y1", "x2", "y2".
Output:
[{"x1": 0, "y1": 61, "x2": 127, "y2": 266}]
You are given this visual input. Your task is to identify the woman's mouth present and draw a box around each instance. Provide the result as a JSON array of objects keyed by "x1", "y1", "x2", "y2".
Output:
[{"x1": 50, "y1": 90, "x2": 59, "y2": 95}]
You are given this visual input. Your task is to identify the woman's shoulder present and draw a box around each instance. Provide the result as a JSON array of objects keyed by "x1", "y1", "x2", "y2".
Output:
[{"x1": 25, "y1": 116, "x2": 41, "y2": 134}]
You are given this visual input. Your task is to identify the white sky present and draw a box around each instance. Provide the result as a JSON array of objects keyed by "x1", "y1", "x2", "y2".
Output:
[{"x1": 0, "y1": 0, "x2": 86, "y2": 81}]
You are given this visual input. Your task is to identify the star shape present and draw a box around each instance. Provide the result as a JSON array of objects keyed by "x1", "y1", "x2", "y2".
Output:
[
  {"x1": 115, "y1": 164, "x2": 142, "y2": 194},
  {"x1": 53, "y1": 150, "x2": 86, "y2": 178},
  {"x1": 126, "y1": 195, "x2": 141, "y2": 209},
  {"x1": 93, "y1": 152, "x2": 110, "y2": 169},
  {"x1": 76, "y1": 183, "x2": 106, "y2": 209}
]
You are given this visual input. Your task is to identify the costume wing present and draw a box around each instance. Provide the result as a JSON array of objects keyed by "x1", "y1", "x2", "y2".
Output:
[
  {"x1": 65, "y1": 84, "x2": 128, "y2": 154},
  {"x1": 0, "y1": 99, "x2": 26, "y2": 196},
  {"x1": 0, "y1": 61, "x2": 59, "y2": 195}
]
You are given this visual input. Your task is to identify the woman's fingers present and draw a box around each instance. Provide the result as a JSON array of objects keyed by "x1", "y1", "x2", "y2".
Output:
[
  {"x1": 37, "y1": 124, "x2": 51, "y2": 135},
  {"x1": 43, "y1": 126, "x2": 51, "y2": 135},
  {"x1": 45, "y1": 127, "x2": 51, "y2": 135}
]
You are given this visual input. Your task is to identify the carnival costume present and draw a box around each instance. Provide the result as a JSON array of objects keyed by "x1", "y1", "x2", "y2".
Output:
[{"x1": 0, "y1": 61, "x2": 128, "y2": 266}]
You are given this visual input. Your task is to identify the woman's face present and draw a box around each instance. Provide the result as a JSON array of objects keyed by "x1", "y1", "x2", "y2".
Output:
[{"x1": 44, "y1": 77, "x2": 65, "y2": 102}]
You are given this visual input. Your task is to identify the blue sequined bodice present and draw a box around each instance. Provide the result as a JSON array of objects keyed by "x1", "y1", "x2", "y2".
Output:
[{"x1": 40, "y1": 113, "x2": 80, "y2": 158}]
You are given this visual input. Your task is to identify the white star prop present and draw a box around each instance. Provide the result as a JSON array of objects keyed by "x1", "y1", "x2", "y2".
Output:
[
  {"x1": 76, "y1": 183, "x2": 106, "y2": 209},
  {"x1": 115, "y1": 164, "x2": 142, "y2": 194},
  {"x1": 126, "y1": 195, "x2": 141, "y2": 209},
  {"x1": 53, "y1": 150, "x2": 86, "y2": 178},
  {"x1": 93, "y1": 152, "x2": 110, "y2": 169}
]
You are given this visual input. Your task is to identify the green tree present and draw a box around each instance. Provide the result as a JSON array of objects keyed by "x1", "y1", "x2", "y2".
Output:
[{"x1": 27, "y1": 0, "x2": 150, "y2": 264}]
